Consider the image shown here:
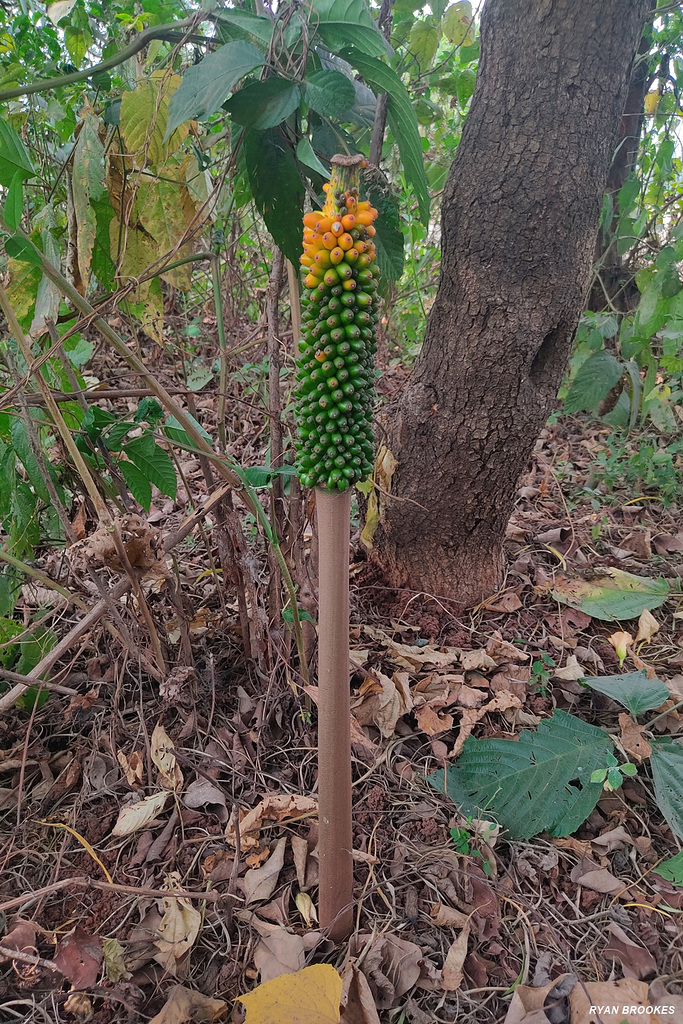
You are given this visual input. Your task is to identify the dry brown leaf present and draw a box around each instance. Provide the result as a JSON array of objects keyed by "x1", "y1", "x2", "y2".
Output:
[
  {"x1": 552, "y1": 655, "x2": 586, "y2": 681},
  {"x1": 490, "y1": 663, "x2": 530, "y2": 699},
  {"x1": 441, "y1": 922, "x2": 470, "y2": 992},
  {"x1": 153, "y1": 873, "x2": 202, "y2": 974},
  {"x1": 243, "y1": 837, "x2": 287, "y2": 905},
  {"x1": 117, "y1": 749, "x2": 144, "y2": 787},
  {"x1": 618, "y1": 713, "x2": 652, "y2": 762},
  {"x1": 52, "y1": 926, "x2": 103, "y2": 990},
  {"x1": 503, "y1": 973, "x2": 575, "y2": 1023},
  {"x1": 570, "y1": 858, "x2": 626, "y2": 895},
  {"x1": 183, "y1": 778, "x2": 229, "y2": 822},
  {"x1": 245, "y1": 916, "x2": 306, "y2": 982},
  {"x1": 635, "y1": 608, "x2": 659, "y2": 644},
  {"x1": 604, "y1": 922, "x2": 657, "y2": 980},
  {"x1": 291, "y1": 834, "x2": 309, "y2": 889},
  {"x1": 226, "y1": 795, "x2": 317, "y2": 850},
  {"x1": 350, "y1": 933, "x2": 424, "y2": 1009},
  {"x1": 551, "y1": 836, "x2": 592, "y2": 858},
  {"x1": 450, "y1": 692, "x2": 522, "y2": 759},
  {"x1": 151, "y1": 723, "x2": 183, "y2": 791},
  {"x1": 111, "y1": 790, "x2": 170, "y2": 837},
  {"x1": 591, "y1": 826, "x2": 633, "y2": 855},
  {"x1": 430, "y1": 904, "x2": 471, "y2": 928},
  {"x1": 147, "y1": 984, "x2": 227, "y2": 1024},
  {"x1": 415, "y1": 704, "x2": 454, "y2": 736},
  {"x1": 486, "y1": 592, "x2": 523, "y2": 613},
  {"x1": 570, "y1": 977, "x2": 664, "y2": 1023},
  {"x1": 340, "y1": 961, "x2": 381, "y2": 1024},
  {"x1": 352, "y1": 670, "x2": 412, "y2": 738},
  {"x1": 460, "y1": 649, "x2": 497, "y2": 672}
]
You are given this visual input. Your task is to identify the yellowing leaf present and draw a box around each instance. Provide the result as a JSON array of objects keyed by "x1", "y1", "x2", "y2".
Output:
[
  {"x1": 635, "y1": 608, "x2": 659, "y2": 644},
  {"x1": 644, "y1": 90, "x2": 659, "y2": 115},
  {"x1": 111, "y1": 790, "x2": 170, "y2": 836},
  {"x1": 442, "y1": 2, "x2": 475, "y2": 46},
  {"x1": 238, "y1": 963, "x2": 342, "y2": 1024},
  {"x1": 137, "y1": 174, "x2": 196, "y2": 290},
  {"x1": 151, "y1": 722, "x2": 183, "y2": 791},
  {"x1": 154, "y1": 873, "x2": 202, "y2": 973},
  {"x1": 295, "y1": 891, "x2": 317, "y2": 927},
  {"x1": 72, "y1": 109, "x2": 104, "y2": 290},
  {"x1": 110, "y1": 218, "x2": 156, "y2": 299},
  {"x1": 120, "y1": 73, "x2": 188, "y2": 168},
  {"x1": 360, "y1": 445, "x2": 397, "y2": 551}
]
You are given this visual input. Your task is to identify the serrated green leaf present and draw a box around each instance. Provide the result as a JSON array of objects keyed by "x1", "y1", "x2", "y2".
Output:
[
  {"x1": 119, "y1": 459, "x2": 152, "y2": 511},
  {"x1": 4, "y1": 169, "x2": 24, "y2": 230},
  {"x1": 580, "y1": 671, "x2": 669, "y2": 717},
  {"x1": 0, "y1": 120, "x2": 34, "y2": 187},
  {"x1": 429, "y1": 710, "x2": 613, "y2": 839},
  {"x1": 244, "y1": 127, "x2": 304, "y2": 264},
  {"x1": 226, "y1": 77, "x2": 301, "y2": 130},
  {"x1": 312, "y1": 0, "x2": 391, "y2": 57},
  {"x1": 550, "y1": 569, "x2": 669, "y2": 622},
  {"x1": 64, "y1": 24, "x2": 90, "y2": 65},
  {"x1": 563, "y1": 349, "x2": 623, "y2": 415},
  {"x1": 409, "y1": 20, "x2": 438, "y2": 72},
  {"x1": 340, "y1": 48, "x2": 430, "y2": 225},
  {"x1": 302, "y1": 70, "x2": 356, "y2": 118},
  {"x1": 10, "y1": 419, "x2": 52, "y2": 504},
  {"x1": 650, "y1": 739, "x2": 683, "y2": 840},
  {"x1": 123, "y1": 434, "x2": 177, "y2": 500},
  {"x1": 166, "y1": 41, "x2": 266, "y2": 137}
]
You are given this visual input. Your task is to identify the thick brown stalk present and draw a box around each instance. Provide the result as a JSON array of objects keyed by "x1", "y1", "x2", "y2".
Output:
[{"x1": 315, "y1": 487, "x2": 353, "y2": 941}]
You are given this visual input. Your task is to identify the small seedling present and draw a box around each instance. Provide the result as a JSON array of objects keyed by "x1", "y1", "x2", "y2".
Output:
[{"x1": 590, "y1": 752, "x2": 638, "y2": 792}]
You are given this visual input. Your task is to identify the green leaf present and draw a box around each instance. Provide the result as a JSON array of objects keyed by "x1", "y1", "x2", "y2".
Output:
[
  {"x1": 296, "y1": 137, "x2": 329, "y2": 179},
  {"x1": 165, "y1": 41, "x2": 266, "y2": 138},
  {"x1": 442, "y1": 1, "x2": 475, "y2": 45},
  {"x1": 226, "y1": 77, "x2": 301, "y2": 130},
  {"x1": 64, "y1": 24, "x2": 91, "y2": 65},
  {"x1": 429, "y1": 710, "x2": 613, "y2": 840},
  {"x1": 563, "y1": 350, "x2": 623, "y2": 415},
  {"x1": 282, "y1": 605, "x2": 316, "y2": 624},
  {"x1": 15, "y1": 624, "x2": 57, "y2": 678},
  {"x1": 456, "y1": 67, "x2": 476, "y2": 106},
  {"x1": 214, "y1": 9, "x2": 274, "y2": 48},
  {"x1": 650, "y1": 739, "x2": 683, "y2": 841},
  {"x1": 123, "y1": 434, "x2": 177, "y2": 499},
  {"x1": 302, "y1": 70, "x2": 356, "y2": 118},
  {"x1": 239, "y1": 464, "x2": 298, "y2": 487},
  {"x1": 618, "y1": 175, "x2": 639, "y2": 213},
  {"x1": 580, "y1": 671, "x2": 669, "y2": 717},
  {"x1": 653, "y1": 849, "x2": 683, "y2": 886},
  {"x1": 164, "y1": 413, "x2": 213, "y2": 447},
  {"x1": 368, "y1": 186, "x2": 405, "y2": 282},
  {"x1": 340, "y1": 48, "x2": 430, "y2": 225},
  {"x1": 312, "y1": 0, "x2": 391, "y2": 57},
  {"x1": 10, "y1": 419, "x2": 52, "y2": 504},
  {"x1": 119, "y1": 458, "x2": 152, "y2": 511},
  {"x1": 409, "y1": 20, "x2": 438, "y2": 72},
  {"x1": 550, "y1": 568, "x2": 670, "y2": 622},
  {"x1": 0, "y1": 118, "x2": 35, "y2": 187},
  {"x1": 186, "y1": 367, "x2": 214, "y2": 391},
  {"x1": 4, "y1": 169, "x2": 24, "y2": 230},
  {"x1": 4, "y1": 236, "x2": 43, "y2": 267},
  {"x1": 244, "y1": 127, "x2": 304, "y2": 265}
]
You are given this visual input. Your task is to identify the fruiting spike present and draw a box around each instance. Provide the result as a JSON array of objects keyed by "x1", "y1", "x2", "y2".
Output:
[{"x1": 295, "y1": 155, "x2": 379, "y2": 492}]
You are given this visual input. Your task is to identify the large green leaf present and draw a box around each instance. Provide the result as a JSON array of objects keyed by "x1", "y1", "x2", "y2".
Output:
[
  {"x1": 302, "y1": 70, "x2": 356, "y2": 118},
  {"x1": 580, "y1": 671, "x2": 669, "y2": 717},
  {"x1": 368, "y1": 186, "x2": 404, "y2": 282},
  {"x1": 409, "y1": 20, "x2": 438, "y2": 72},
  {"x1": 296, "y1": 137, "x2": 329, "y2": 178},
  {"x1": 244, "y1": 127, "x2": 304, "y2": 265},
  {"x1": 214, "y1": 9, "x2": 274, "y2": 48},
  {"x1": 316, "y1": 50, "x2": 377, "y2": 126},
  {"x1": 312, "y1": 0, "x2": 391, "y2": 57},
  {"x1": 340, "y1": 48, "x2": 430, "y2": 225},
  {"x1": 650, "y1": 739, "x2": 683, "y2": 840},
  {"x1": 563, "y1": 349, "x2": 624, "y2": 415},
  {"x1": 165, "y1": 41, "x2": 266, "y2": 138},
  {"x1": 429, "y1": 710, "x2": 613, "y2": 839},
  {"x1": 226, "y1": 77, "x2": 301, "y2": 130},
  {"x1": 119, "y1": 459, "x2": 152, "y2": 511},
  {"x1": 550, "y1": 569, "x2": 669, "y2": 622},
  {"x1": 0, "y1": 119, "x2": 34, "y2": 187},
  {"x1": 653, "y1": 849, "x2": 683, "y2": 886},
  {"x1": 123, "y1": 434, "x2": 177, "y2": 500}
]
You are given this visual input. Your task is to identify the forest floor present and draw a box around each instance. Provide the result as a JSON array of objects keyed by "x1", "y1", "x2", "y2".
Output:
[{"x1": 0, "y1": 318, "x2": 682, "y2": 1024}]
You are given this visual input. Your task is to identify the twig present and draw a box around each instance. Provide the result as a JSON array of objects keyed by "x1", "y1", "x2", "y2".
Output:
[
  {"x1": 0, "y1": 876, "x2": 240, "y2": 916},
  {"x1": 0, "y1": 945, "x2": 61, "y2": 973}
]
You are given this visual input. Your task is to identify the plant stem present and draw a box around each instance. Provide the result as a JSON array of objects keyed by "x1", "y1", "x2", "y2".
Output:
[{"x1": 315, "y1": 486, "x2": 354, "y2": 942}]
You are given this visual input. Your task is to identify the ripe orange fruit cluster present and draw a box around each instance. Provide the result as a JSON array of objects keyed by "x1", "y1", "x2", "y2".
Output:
[{"x1": 299, "y1": 187, "x2": 378, "y2": 290}]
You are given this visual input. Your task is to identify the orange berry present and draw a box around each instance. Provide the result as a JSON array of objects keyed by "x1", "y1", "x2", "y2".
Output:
[
  {"x1": 315, "y1": 350, "x2": 327, "y2": 362},
  {"x1": 355, "y1": 240, "x2": 367, "y2": 253},
  {"x1": 316, "y1": 217, "x2": 333, "y2": 233},
  {"x1": 357, "y1": 200, "x2": 370, "y2": 211},
  {"x1": 365, "y1": 224, "x2": 376, "y2": 237},
  {"x1": 331, "y1": 220, "x2": 343, "y2": 235},
  {"x1": 300, "y1": 255, "x2": 313, "y2": 267},
  {"x1": 321, "y1": 232, "x2": 338, "y2": 250},
  {"x1": 356, "y1": 211, "x2": 374, "y2": 226},
  {"x1": 303, "y1": 211, "x2": 323, "y2": 229},
  {"x1": 323, "y1": 182, "x2": 331, "y2": 192},
  {"x1": 329, "y1": 247, "x2": 344, "y2": 265},
  {"x1": 314, "y1": 250, "x2": 331, "y2": 268},
  {"x1": 341, "y1": 214, "x2": 356, "y2": 230},
  {"x1": 338, "y1": 232, "x2": 354, "y2": 250},
  {"x1": 303, "y1": 227, "x2": 317, "y2": 243}
]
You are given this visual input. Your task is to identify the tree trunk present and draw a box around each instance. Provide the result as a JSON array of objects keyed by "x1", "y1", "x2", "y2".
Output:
[{"x1": 375, "y1": 0, "x2": 650, "y2": 609}]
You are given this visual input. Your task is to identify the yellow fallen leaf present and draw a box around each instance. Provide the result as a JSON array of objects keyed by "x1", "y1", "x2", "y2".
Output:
[
  {"x1": 608, "y1": 631, "x2": 632, "y2": 667},
  {"x1": 111, "y1": 790, "x2": 170, "y2": 837},
  {"x1": 151, "y1": 722, "x2": 183, "y2": 791},
  {"x1": 239, "y1": 963, "x2": 342, "y2": 1024},
  {"x1": 295, "y1": 891, "x2": 317, "y2": 927}
]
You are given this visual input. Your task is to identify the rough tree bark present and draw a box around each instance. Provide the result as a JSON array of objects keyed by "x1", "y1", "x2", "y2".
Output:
[{"x1": 375, "y1": 0, "x2": 651, "y2": 609}]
